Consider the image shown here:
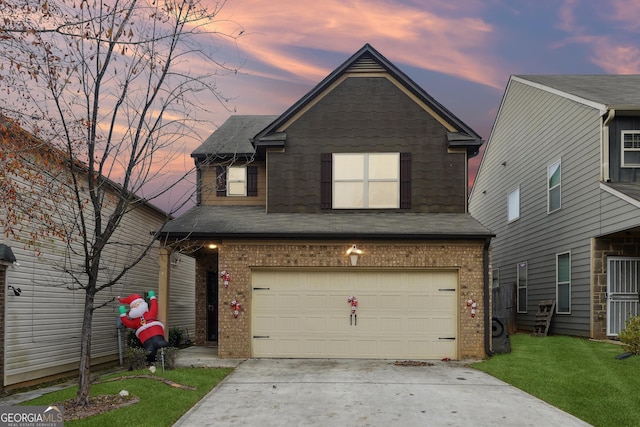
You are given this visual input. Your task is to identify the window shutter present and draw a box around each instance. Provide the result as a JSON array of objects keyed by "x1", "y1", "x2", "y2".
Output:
[
  {"x1": 216, "y1": 166, "x2": 226, "y2": 197},
  {"x1": 400, "y1": 152, "x2": 411, "y2": 209},
  {"x1": 247, "y1": 166, "x2": 258, "y2": 197},
  {"x1": 321, "y1": 153, "x2": 332, "y2": 209}
]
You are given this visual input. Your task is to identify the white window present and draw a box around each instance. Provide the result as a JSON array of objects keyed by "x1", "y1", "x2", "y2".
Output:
[
  {"x1": 556, "y1": 252, "x2": 571, "y2": 314},
  {"x1": 507, "y1": 187, "x2": 520, "y2": 222},
  {"x1": 517, "y1": 261, "x2": 527, "y2": 313},
  {"x1": 227, "y1": 166, "x2": 246, "y2": 196},
  {"x1": 548, "y1": 160, "x2": 561, "y2": 213},
  {"x1": 333, "y1": 153, "x2": 399, "y2": 209},
  {"x1": 622, "y1": 131, "x2": 640, "y2": 167}
]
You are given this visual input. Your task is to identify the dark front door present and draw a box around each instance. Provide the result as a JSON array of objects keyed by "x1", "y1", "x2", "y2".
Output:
[{"x1": 206, "y1": 271, "x2": 218, "y2": 342}]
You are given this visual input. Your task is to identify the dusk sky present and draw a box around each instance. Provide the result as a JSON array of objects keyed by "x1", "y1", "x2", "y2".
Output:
[{"x1": 160, "y1": 0, "x2": 640, "y2": 211}]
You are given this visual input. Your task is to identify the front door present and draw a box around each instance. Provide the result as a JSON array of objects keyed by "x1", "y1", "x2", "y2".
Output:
[
  {"x1": 607, "y1": 257, "x2": 640, "y2": 336},
  {"x1": 206, "y1": 271, "x2": 218, "y2": 342}
]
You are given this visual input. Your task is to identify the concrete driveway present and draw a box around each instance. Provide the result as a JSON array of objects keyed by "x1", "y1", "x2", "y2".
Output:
[{"x1": 173, "y1": 358, "x2": 591, "y2": 427}]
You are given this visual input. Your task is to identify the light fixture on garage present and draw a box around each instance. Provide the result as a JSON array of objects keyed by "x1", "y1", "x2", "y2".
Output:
[
  {"x1": 208, "y1": 244, "x2": 217, "y2": 249},
  {"x1": 346, "y1": 244, "x2": 363, "y2": 266}
]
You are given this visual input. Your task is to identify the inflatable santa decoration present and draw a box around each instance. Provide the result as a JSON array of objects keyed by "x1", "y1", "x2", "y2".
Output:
[{"x1": 118, "y1": 291, "x2": 169, "y2": 365}]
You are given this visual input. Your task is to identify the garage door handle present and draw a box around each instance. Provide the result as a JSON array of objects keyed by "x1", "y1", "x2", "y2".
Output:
[
  {"x1": 439, "y1": 337, "x2": 456, "y2": 340},
  {"x1": 439, "y1": 288, "x2": 456, "y2": 291},
  {"x1": 253, "y1": 287, "x2": 270, "y2": 290},
  {"x1": 253, "y1": 336, "x2": 270, "y2": 339}
]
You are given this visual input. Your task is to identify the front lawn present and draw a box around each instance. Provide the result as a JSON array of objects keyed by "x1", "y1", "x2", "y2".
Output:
[
  {"x1": 473, "y1": 334, "x2": 640, "y2": 427},
  {"x1": 22, "y1": 367, "x2": 232, "y2": 426}
]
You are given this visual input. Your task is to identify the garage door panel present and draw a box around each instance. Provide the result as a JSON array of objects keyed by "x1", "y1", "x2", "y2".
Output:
[
  {"x1": 277, "y1": 317, "x2": 301, "y2": 331},
  {"x1": 252, "y1": 270, "x2": 458, "y2": 359}
]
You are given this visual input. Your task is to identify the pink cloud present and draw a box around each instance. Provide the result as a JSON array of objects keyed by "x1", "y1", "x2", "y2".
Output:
[
  {"x1": 590, "y1": 44, "x2": 640, "y2": 74},
  {"x1": 609, "y1": 0, "x2": 640, "y2": 31},
  {"x1": 215, "y1": 0, "x2": 505, "y2": 89}
]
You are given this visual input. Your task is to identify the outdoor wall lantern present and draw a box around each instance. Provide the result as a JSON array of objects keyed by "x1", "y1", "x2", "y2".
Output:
[
  {"x1": 208, "y1": 244, "x2": 218, "y2": 249},
  {"x1": 8, "y1": 285, "x2": 21, "y2": 296},
  {"x1": 346, "y1": 244, "x2": 363, "y2": 266}
]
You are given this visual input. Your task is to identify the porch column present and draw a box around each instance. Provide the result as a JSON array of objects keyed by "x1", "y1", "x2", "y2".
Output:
[{"x1": 158, "y1": 247, "x2": 171, "y2": 338}]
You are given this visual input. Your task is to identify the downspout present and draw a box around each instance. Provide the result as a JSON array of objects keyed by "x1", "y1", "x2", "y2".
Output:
[
  {"x1": 602, "y1": 109, "x2": 615, "y2": 182},
  {"x1": 483, "y1": 237, "x2": 494, "y2": 357}
]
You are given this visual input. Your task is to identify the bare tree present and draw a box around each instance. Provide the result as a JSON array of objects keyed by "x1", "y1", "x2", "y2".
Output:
[{"x1": 0, "y1": 0, "x2": 242, "y2": 406}]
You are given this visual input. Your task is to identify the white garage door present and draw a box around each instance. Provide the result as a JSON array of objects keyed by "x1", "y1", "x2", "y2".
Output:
[{"x1": 251, "y1": 269, "x2": 458, "y2": 359}]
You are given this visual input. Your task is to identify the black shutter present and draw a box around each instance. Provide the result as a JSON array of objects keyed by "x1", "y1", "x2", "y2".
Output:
[
  {"x1": 321, "y1": 153, "x2": 332, "y2": 209},
  {"x1": 400, "y1": 152, "x2": 411, "y2": 209},
  {"x1": 216, "y1": 165, "x2": 226, "y2": 197},
  {"x1": 247, "y1": 166, "x2": 258, "y2": 197}
]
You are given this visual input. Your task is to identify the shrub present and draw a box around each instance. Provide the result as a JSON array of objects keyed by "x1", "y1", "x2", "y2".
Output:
[
  {"x1": 126, "y1": 347, "x2": 149, "y2": 370},
  {"x1": 618, "y1": 315, "x2": 640, "y2": 354},
  {"x1": 126, "y1": 346, "x2": 179, "y2": 370},
  {"x1": 125, "y1": 329, "x2": 143, "y2": 349},
  {"x1": 168, "y1": 327, "x2": 192, "y2": 348}
]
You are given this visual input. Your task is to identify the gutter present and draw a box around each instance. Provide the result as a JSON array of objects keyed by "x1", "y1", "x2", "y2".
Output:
[
  {"x1": 483, "y1": 237, "x2": 494, "y2": 357},
  {"x1": 602, "y1": 109, "x2": 615, "y2": 182}
]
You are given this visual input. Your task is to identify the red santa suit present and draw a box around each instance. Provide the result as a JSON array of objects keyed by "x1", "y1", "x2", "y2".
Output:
[{"x1": 119, "y1": 293, "x2": 168, "y2": 364}]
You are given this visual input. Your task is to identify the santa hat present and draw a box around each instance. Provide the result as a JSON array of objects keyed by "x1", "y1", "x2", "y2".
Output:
[{"x1": 118, "y1": 294, "x2": 145, "y2": 306}]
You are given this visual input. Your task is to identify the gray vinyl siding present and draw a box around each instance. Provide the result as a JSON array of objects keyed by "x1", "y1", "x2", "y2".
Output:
[
  {"x1": 598, "y1": 189, "x2": 640, "y2": 235},
  {"x1": 470, "y1": 79, "x2": 602, "y2": 336}
]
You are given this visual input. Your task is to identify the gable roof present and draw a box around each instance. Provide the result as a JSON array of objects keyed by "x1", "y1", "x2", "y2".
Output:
[
  {"x1": 513, "y1": 75, "x2": 640, "y2": 111},
  {"x1": 253, "y1": 43, "x2": 483, "y2": 157},
  {"x1": 192, "y1": 115, "x2": 279, "y2": 160}
]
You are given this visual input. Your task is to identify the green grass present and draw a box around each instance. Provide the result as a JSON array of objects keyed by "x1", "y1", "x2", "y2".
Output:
[
  {"x1": 22, "y1": 367, "x2": 232, "y2": 427},
  {"x1": 473, "y1": 333, "x2": 640, "y2": 427}
]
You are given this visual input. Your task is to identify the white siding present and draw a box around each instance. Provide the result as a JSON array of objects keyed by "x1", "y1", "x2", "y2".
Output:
[
  {"x1": 3, "y1": 200, "x2": 195, "y2": 386},
  {"x1": 168, "y1": 254, "x2": 196, "y2": 336}
]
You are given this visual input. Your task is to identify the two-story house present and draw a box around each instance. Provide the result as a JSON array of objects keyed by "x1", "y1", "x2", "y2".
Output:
[
  {"x1": 160, "y1": 44, "x2": 494, "y2": 360},
  {"x1": 469, "y1": 75, "x2": 640, "y2": 339}
]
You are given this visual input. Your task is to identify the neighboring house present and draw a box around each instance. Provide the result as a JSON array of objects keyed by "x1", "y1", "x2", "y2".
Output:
[
  {"x1": 0, "y1": 121, "x2": 195, "y2": 392},
  {"x1": 159, "y1": 44, "x2": 494, "y2": 361},
  {"x1": 469, "y1": 75, "x2": 640, "y2": 339}
]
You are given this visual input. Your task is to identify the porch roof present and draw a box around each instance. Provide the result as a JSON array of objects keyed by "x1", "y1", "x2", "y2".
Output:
[{"x1": 159, "y1": 206, "x2": 494, "y2": 240}]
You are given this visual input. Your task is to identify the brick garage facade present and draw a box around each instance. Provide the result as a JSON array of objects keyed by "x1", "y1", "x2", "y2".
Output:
[
  {"x1": 592, "y1": 233, "x2": 640, "y2": 339},
  {"x1": 193, "y1": 240, "x2": 487, "y2": 360}
]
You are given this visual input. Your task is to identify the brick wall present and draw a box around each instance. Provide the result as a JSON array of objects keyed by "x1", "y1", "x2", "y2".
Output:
[
  {"x1": 592, "y1": 234, "x2": 640, "y2": 339},
  {"x1": 194, "y1": 240, "x2": 487, "y2": 360}
]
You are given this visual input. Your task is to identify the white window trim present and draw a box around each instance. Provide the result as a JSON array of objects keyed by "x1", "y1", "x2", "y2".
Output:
[
  {"x1": 332, "y1": 153, "x2": 399, "y2": 209},
  {"x1": 227, "y1": 165, "x2": 247, "y2": 196},
  {"x1": 556, "y1": 251, "x2": 571, "y2": 314},
  {"x1": 547, "y1": 159, "x2": 561, "y2": 214},
  {"x1": 507, "y1": 186, "x2": 520, "y2": 222},
  {"x1": 621, "y1": 130, "x2": 640, "y2": 168},
  {"x1": 517, "y1": 261, "x2": 527, "y2": 314}
]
